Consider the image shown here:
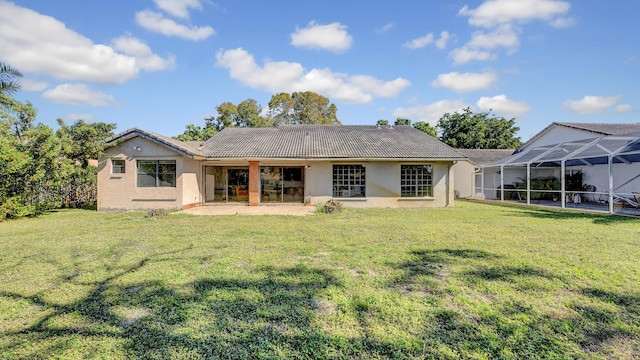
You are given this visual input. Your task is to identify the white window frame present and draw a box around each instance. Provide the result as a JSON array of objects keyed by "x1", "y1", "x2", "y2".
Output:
[
  {"x1": 332, "y1": 164, "x2": 366, "y2": 198},
  {"x1": 401, "y1": 164, "x2": 433, "y2": 197},
  {"x1": 111, "y1": 159, "x2": 125, "y2": 174}
]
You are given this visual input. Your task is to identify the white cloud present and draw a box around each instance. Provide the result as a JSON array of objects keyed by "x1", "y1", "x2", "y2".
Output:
[
  {"x1": 450, "y1": 47, "x2": 496, "y2": 65},
  {"x1": 404, "y1": 33, "x2": 434, "y2": 49},
  {"x1": 0, "y1": 2, "x2": 173, "y2": 84},
  {"x1": 21, "y1": 79, "x2": 48, "y2": 92},
  {"x1": 154, "y1": 0, "x2": 202, "y2": 19},
  {"x1": 42, "y1": 84, "x2": 117, "y2": 107},
  {"x1": 290, "y1": 22, "x2": 353, "y2": 53},
  {"x1": 432, "y1": 72, "x2": 497, "y2": 93},
  {"x1": 377, "y1": 22, "x2": 394, "y2": 33},
  {"x1": 453, "y1": 0, "x2": 573, "y2": 64},
  {"x1": 550, "y1": 16, "x2": 577, "y2": 28},
  {"x1": 615, "y1": 104, "x2": 631, "y2": 114},
  {"x1": 405, "y1": 31, "x2": 451, "y2": 50},
  {"x1": 112, "y1": 35, "x2": 176, "y2": 71},
  {"x1": 467, "y1": 25, "x2": 519, "y2": 50},
  {"x1": 215, "y1": 48, "x2": 410, "y2": 104},
  {"x1": 563, "y1": 95, "x2": 621, "y2": 115},
  {"x1": 392, "y1": 100, "x2": 469, "y2": 125},
  {"x1": 477, "y1": 94, "x2": 531, "y2": 118},
  {"x1": 459, "y1": 0, "x2": 572, "y2": 28},
  {"x1": 65, "y1": 113, "x2": 96, "y2": 121},
  {"x1": 435, "y1": 31, "x2": 451, "y2": 49},
  {"x1": 136, "y1": 9, "x2": 214, "y2": 41}
]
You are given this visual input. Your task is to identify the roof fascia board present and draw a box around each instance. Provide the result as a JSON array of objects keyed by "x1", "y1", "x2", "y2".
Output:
[{"x1": 203, "y1": 157, "x2": 467, "y2": 162}]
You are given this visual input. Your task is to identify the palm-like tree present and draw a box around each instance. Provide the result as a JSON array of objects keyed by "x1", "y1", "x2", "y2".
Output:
[{"x1": 0, "y1": 62, "x2": 23, "y2": 95}]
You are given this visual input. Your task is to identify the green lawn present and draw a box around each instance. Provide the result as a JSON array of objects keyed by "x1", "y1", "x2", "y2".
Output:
[{"x1": 0, "y1": 201, "x2": 638, "y2": 359}]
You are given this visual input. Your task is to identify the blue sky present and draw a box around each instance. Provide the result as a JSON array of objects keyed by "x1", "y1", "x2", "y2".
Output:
[{"x1": 1, "y1": 0, "x2": 638, "y2": 141}]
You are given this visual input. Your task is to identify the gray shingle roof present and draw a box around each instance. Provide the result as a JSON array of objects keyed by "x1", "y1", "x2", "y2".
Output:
[
  {"x1": 200, "y1": 125, "x2": 466, "y2": 159},
  {"x1": 519, "y1": 122, "x2": 640, "y2": 151},
  {"x1": 455, "y1": 149, "x2": 514, "y2": 165},
  {"x1": 555, "y1": 122, "x2": 640, "y2": 135}
]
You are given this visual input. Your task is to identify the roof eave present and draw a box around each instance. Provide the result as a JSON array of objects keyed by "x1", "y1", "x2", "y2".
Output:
[{"x1": 103, "y1": 128, "x2": 201, "y2": 159}]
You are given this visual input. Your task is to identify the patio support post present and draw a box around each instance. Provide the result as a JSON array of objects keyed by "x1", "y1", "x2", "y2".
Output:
[
  {"x1": 561, "y1": 160, "x2": 566, "y2": 209},
  {"x1": 248, "y1": 161, "x2": 260, "y2": 206},
  {"x1": 526, "y1": 164, "x2": 531, "y2": 205},
  {"x1": 500, "y1": 165, "x2": 505, "y2": 201},
  {"x1": 608, "y1": 155, "x2": 614, "y2": 214}
]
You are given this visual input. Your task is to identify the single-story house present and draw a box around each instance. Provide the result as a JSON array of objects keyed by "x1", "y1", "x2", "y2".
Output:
[{"x1": 98, "y1": 125, "x2": 468, "y2": 211}]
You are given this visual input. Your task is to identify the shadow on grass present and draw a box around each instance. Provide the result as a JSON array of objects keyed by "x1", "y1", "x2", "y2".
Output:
[
  {"x1": 0, "y1": 253, "x2": 415, "y2": 358},
  {"x1": 473, "y1": 200, "x2": 639, "y2": 224},
  {"x1": 388, "y1": 248, "x2": 640, "y2": 358}
]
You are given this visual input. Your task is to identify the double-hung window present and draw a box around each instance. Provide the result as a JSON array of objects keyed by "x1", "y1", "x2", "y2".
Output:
[
  {"x1": 333, "y1": 165, "x2": 365, "y2": 198},
  {"x1": 401, "y1": 165, "x2": 432, "y2": 197},
  {"x1": 111, "y1": 159, "x2": 125, "y2": 174},
  {"x1": 137, "y1": 160, "x2": 176, "y2": 187}
]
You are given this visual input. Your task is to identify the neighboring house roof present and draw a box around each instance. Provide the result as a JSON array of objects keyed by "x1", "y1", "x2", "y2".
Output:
[
  {"x1": 456, "y1": 149, "x2": 514, "y2": 165},
  {"x1": 199, "y1": 125, "x2": 467, "y2": 159},
  {"x1": 520, "y1": 122, "x2": 640, "y2": 151},
  {"x1": 103, "y1": 128, "x2": 205, "y2": 158},
  {"x1": 554, "y1": 122, "x2": 640, "y2": 135}
]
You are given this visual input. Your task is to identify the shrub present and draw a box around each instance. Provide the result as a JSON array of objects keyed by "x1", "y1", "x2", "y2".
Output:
[
  {"x1": 145, "y1": 209, "x2": 168, "y2": 218},
  {"x1": 317, "y1": 199, "x2": 343, "y2": 214},
  {"x1": 0, "y1": 196, "x2": 38, "y2": 219}
]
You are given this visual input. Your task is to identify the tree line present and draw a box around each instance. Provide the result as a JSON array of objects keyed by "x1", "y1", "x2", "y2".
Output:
[
  {"x1": 177, "y1": 93, "x2": 522, "y2": 150},
  {"x1": 1, "y1": 63, "x2": 115, "y2": 219}
]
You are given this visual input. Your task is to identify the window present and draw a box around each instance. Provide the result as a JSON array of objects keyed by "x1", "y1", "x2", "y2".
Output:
[
  {"x1": 401, "y1": 165, "x2": 432, "y2": 197},
  {"x1": 111, "y1": 159, "x2": 125, "y2": 174},
  {"x1": 333, "y1": 165, "x2": 365, "y2": 198},
  {"x1": 137, "y1": 160, "x2": 176, "y2": 187}
]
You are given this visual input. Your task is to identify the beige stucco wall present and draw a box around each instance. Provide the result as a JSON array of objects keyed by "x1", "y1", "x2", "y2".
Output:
[
  {"x1": 453, "y1": 160, "x2": 477, "y2": 199},
  {"x1": 307, "y1": 161, "x2": 454, "y2": 208},
  {"x1": 99, "y1": 145, "x2": 456, "y2": 210},
  {"x1": 182, "y1": 157, "x2": 202, "y2": 208},
  {"x1": 98, "y1": 137, "x2": 201, "y2": 211}
]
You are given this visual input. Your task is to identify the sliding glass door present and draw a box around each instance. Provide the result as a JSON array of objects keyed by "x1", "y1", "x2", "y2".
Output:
[{"x1": 260, "y1": 166, "x2": 304, "y2": 203}]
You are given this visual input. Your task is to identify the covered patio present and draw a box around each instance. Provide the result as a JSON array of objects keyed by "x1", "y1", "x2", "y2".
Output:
[{"x1": 476, "y1": 132, "x2": 640, "y2": 215}]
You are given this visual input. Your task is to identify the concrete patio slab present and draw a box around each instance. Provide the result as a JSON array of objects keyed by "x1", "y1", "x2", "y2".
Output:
[{"x1": 176, "y1": 204, "x2": 316, "y2": 216}]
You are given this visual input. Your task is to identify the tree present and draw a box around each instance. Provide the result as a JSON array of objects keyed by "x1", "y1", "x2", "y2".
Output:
[
  {"x1": 376, "y1": 119, "x2": 389, "y2": 126},
  {"x1": 175, "y1": 124, "x2": 217, "y2": 141},
  {"x1": 56, "y1": 119, "x2": 116, "y2": 167},
  {"x1": 207, "y1": 101, "x2": 237, "y2": 131},
  {"x1": 235, "y1": 99, "x2": 272, "y2": 127},
  {"x1": 200, "y1": 99, "x2": 273, "y2": 133},
  {"x1": 0, "y1": 62, "x2": 22, "y2": 95},
  {"x1": 268, "y1": 91, "x2": 340, "y2": 125},
  {"x1": 412, "y1": 121, "x2": 438, "y2": 138},
  {"x1": 1, "y1": 64, "x2": 115, "y2": 218},
  {"x1": 437, "y1": 107, "x2": 521, "y2": 149},
  {"x1": 394, "y1": 118, "x2": 411, "y2": 126}
]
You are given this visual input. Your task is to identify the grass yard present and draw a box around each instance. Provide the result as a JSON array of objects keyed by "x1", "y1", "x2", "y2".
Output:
[{"x1": 0, "y1": 201, "x2": 639, "y2": 359}]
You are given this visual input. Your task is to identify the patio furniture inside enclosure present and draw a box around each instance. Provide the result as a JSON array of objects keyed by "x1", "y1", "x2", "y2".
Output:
[{"x1": 476, "y1": 133, "x2": 640, "y2": 214}]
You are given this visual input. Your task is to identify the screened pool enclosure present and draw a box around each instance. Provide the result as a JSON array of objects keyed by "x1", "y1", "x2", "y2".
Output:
[{"x1": 476, "y1": 133, "x2": 640, "y2": 215}]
